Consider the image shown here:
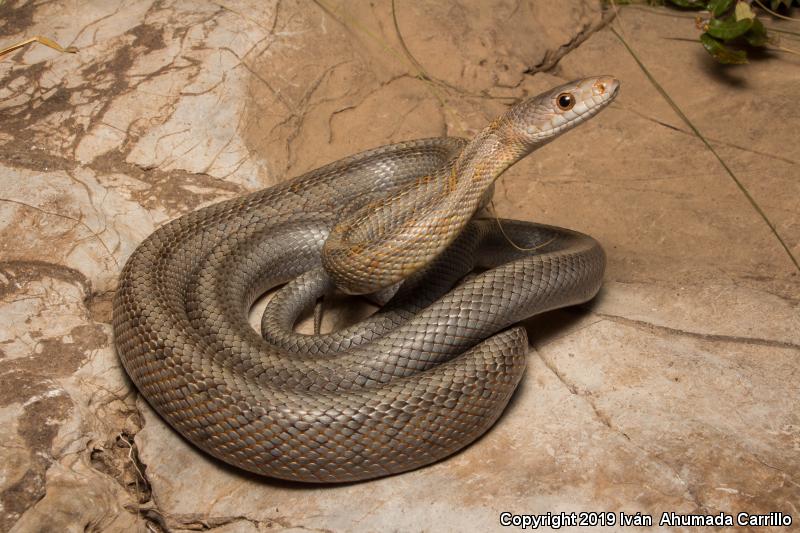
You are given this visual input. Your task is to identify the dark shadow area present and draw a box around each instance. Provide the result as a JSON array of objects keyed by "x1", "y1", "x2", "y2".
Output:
[
  {"x1": 520, "y1": 302, "x2": 599, "y2": 348},
  {"x1": 698, "y1": 49, "x2": 752, "y2": 89}
]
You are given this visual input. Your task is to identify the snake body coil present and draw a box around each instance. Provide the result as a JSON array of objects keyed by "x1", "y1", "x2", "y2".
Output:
[{"x1": 113, "y1": 77, "x2": 619, "y2": 482}]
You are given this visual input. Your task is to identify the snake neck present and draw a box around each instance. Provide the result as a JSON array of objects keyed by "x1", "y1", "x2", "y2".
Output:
[
  {"x1": 321, "y1": 118, "x2": 536, "y2": 295},
  {"x1": 448, "y1": 118, "x2": 531, "y2": 194}
]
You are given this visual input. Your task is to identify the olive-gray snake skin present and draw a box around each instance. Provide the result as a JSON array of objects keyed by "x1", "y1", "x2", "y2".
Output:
[{"x1": 112, "y1": 76, "x2": 619, "y2": 482}]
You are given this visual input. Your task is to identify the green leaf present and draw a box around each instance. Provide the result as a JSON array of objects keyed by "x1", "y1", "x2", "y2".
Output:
[
  {"x1": 706, "y1": 15, "x2": 753, "y2": 40},
  {"x1": 709, "y1": 0, "x2": 734, "y2": 16},
  {"x1": 667, "y1": 0, "x2": 708, "y2": 8},
  {"x1": 734, "y1": 1, "x2": 756, "y2": 20},
  {"x1": 700, "y1": 33, "x2": 748, "y2": 63},
  {"x1": 745, "y1": 17, "x2": 769, "y2": 46}
]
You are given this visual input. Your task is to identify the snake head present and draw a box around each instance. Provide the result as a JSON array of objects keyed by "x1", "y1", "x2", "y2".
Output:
[{"x1": 506, "y1": 76, "x2": 619, "y2": 146}]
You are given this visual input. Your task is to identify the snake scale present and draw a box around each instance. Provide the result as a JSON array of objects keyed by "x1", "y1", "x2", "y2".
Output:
[{"x1": 113, "y1": 76, "x2": 619, "y2": 482}]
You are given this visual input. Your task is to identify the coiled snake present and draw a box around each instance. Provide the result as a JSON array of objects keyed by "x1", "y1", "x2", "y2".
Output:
[{"x1": 113, "y1": 76, "x2": 619, "y2": 482}]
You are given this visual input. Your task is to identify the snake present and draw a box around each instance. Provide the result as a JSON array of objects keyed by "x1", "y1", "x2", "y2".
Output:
[{"x1": 112, "y1": 76, "x2": 619, "y2": 483}]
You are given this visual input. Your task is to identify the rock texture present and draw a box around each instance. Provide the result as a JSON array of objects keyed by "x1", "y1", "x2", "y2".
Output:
[{"x1": 1, "y1": 1, "x2": 798, "y2": 531}]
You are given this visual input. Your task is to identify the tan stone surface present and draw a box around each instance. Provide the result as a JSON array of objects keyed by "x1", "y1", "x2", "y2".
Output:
[{"x1": 1, "y1": 1, "x2": 798, "y2": 531}]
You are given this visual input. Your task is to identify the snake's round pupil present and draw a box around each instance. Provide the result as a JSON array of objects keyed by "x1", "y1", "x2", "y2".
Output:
[{"x1": 557, "y1": 93, "x2": 574, "y2": 110}]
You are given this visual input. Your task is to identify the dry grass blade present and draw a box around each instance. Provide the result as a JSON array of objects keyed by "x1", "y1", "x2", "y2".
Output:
[
  {"x1": 610, "y1": 24, "x2": 799, "y2": 272},
  {"x1": 487, "y1": 200, "x2": 557, "y2": 252},
  {"x1": 311, "y1": 0, "x2": 465, "y2": 127},
  {"x1": 0, "y1": 35, "x2": 78, "y2": 60}
]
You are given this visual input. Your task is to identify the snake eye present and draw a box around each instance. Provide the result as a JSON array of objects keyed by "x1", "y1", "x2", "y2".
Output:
[{"x1": 556, "y1": 92, "x2": 575, "y2": 111}]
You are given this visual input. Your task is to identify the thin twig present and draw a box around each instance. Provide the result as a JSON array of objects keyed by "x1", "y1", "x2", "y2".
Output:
[
  {"x1": 312, "y1": 0, "x2": 470, "y2": 128},
  {"x1": 609, "y1": 0, "x2": 626, "y2": 34},
  {"x1": 0, "y1": 36, "x2": 77, "y2": 59},
  {"x1": 770, "y1": 43, "x2": 800, "y2": 55},
  {"x1": 487, "y1": 201, "x2": 557, "y2": 252}
]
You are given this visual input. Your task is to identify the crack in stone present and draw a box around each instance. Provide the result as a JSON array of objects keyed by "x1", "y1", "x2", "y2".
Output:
[
  {"x1": 595, "y1": 312, "x2": 800, "y2": 350},
  {"x1": 0, "y1": 197, "x2": 119, "y2": 267},
  {"x1": 533, "y1": 347, "x2": 705, "y2": 512},
  {"x1": 616, "y1": 103, "x2": 800, "y2": 166},
  {"x1": 139, "y1": 506, "x2": 335, "y2": 533},
  {"x1": 533, "y1": 346, "x2": 630, "y2": 439},
  {"x1": 524, "y1": 7, "x2": 617, "y2": 75},
  {"x1": 749, "y1": 454, "x2": 800, "y2": 490}
]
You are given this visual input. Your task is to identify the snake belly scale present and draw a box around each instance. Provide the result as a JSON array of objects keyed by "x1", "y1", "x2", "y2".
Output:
[{"x1": 112, "y1": 76, "x2": 619, "y2": 482}]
